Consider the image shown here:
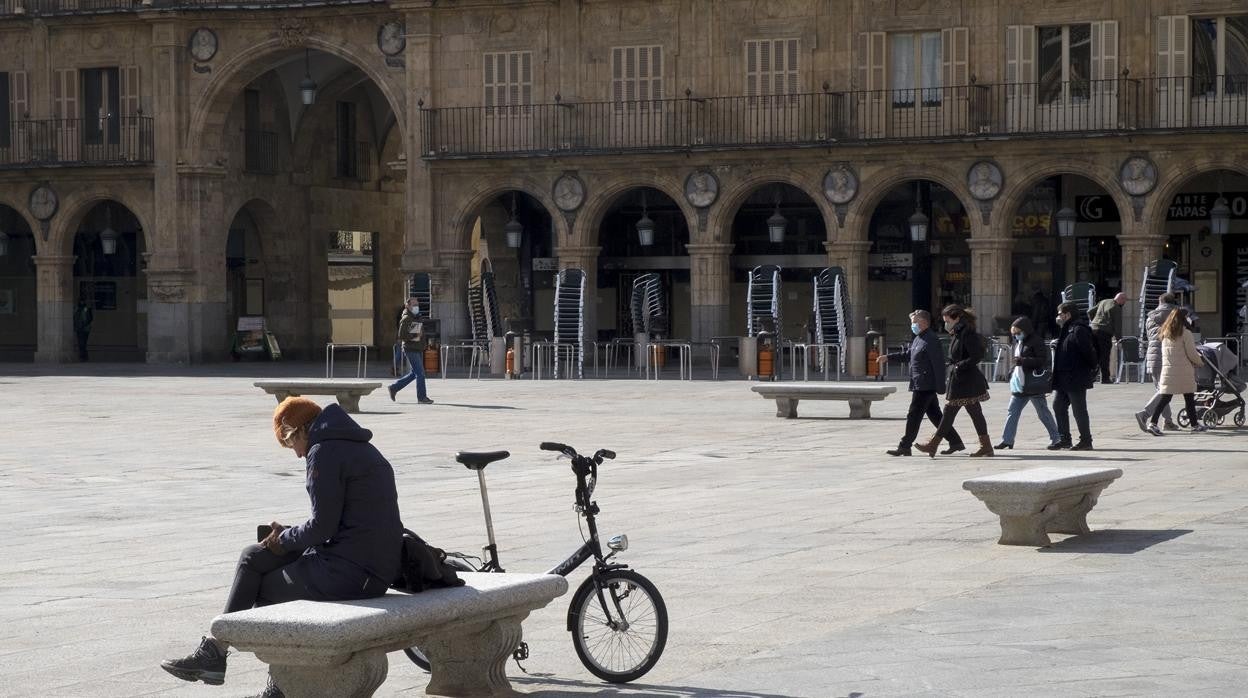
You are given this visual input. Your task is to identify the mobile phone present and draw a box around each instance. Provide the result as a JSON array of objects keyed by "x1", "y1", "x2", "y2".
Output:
[{"x1": 257, "y1": 525, "x2": 273, "y2": 542}]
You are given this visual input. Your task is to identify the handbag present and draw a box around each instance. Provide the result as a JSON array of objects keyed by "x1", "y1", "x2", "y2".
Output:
[{"x1": 1022, "y1": 368, "x2": 1053, "y2": 395}]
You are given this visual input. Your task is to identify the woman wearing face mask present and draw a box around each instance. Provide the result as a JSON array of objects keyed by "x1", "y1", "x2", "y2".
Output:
[
  {"x1": 996, "y1": 317, "x2": 1061, "y2": 449},
  {"x1": 916, "y1": 304, "x2": 994, "y2": 458},
  {"x1": 387, "y1": 298, "x2": 434, "y2": 404},
  {"x1": 161, "y1": 398, "x2": 403, "y2": 696},
  {"x1": 1146, "y1": 307, "x2": 1207, "y2": 435}
]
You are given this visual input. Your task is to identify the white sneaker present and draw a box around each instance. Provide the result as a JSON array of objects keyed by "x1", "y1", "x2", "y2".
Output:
[{"x1": 1146, "y1": 423, "x2": 1164, "y2": 437}]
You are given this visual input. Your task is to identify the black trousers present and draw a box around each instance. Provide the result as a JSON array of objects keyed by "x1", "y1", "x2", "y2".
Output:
[
  {"x1": 934, "y1": 401, "x2": 988, "y2": 442},
  {"x1": 75, "y1": 331, "x2": 89, "y2": 361},
  {"x1": 1053, "y1": 387, "x2": 1092, "y2": 444},
  {"x1": 902, "y1": 390, "x2": 963, "y2": 448},
  {"x1": 1092, "y1": 329, "x2": 1114, "y2": 383},
  {"x1": 1152, "y1": 393, "x2": 1197, "y2": 425},
  {"x1": 223, "y1": 544, "x2": 325, "y2": 614}
]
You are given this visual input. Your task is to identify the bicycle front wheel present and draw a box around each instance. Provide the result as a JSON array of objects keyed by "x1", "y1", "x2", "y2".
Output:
[{"x1": 569, "y1": 569, "x2": 668, "y2": 683}]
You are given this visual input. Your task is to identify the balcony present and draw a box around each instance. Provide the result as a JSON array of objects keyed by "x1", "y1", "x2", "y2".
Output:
[
  {"x1": 420, "y1": 77, "x2": 1248, "y2": 159},
  {"x1": 0, "y1": 117, "x2": 154, "y2": 168},
  {"x1": 0, "y1": 0, "x2": 382, "y2": 15}
]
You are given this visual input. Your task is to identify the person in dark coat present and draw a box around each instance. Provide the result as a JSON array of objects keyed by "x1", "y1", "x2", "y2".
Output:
[
  {"x1": 996, "y1": 317, "x2": 1061, "y2": 449},
  {"x1": 388, "y1": 298, "x2": 434, "y2": 404},
  {"x1": 915, "y1": 304, "x2": 994, "y2": 458},
  {"x1": 877, "y1": 309, "x2": 965, "y2": 456},
  {"x1": 1050, "y1": 301, "x2": 1098, "y2": 450},
  {"x1": 161, "y1": 397, "x2": 403, "y2": 692}
]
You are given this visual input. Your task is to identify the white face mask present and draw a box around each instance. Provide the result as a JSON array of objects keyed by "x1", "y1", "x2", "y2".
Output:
[
  {"x1": 944, "y1": 320, "x2": 957, "y2": 333},
  {"x1": 409, "y1": 305, "x2": 420, "y2": 314}
]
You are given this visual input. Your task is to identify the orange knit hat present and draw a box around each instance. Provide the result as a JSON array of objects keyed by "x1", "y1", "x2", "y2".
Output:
[{"x1": 273, "y1": 397, "x2": 323, "y2": 445}]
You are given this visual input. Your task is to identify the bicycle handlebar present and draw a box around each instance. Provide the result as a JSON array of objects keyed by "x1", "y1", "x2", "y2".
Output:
[{"x1": 540, "y1": 442, "x2": 616, "y2": 463}]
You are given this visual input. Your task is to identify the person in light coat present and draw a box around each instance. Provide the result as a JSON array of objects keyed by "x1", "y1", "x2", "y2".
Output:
[
  {"x1": 1146, "y1": 307, "x2": 1207, "y2": 435},
  {"x1": 1135, "y1": 293, "x2": 1180, "y2": 431}
]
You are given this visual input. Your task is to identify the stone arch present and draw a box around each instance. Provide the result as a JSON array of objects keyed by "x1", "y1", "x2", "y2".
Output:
[
  {"x1": 444, "y1": 177, "x2": 569, "y2": 251},
  {"x1": 574, "y1": 175, "x2": 699, "y2": 247},
  {"x1": 997, "y1": 159, "x2": 1131, "y2": 233},
  {"x1": 1144, "y1": 159, "x2": 1248, "y2": 228},
  {"x1": 222, "y1": 197, "x2": 283, "y2": 255},
  {"x1": 0, "y1": 195, "x2": 41, "y2": 254},
  {"x1": 849, "y1": 163, "x2": 978, "y2": 241},
  {"x1": 51, "y1": 192, "x2": 154, "y2": 258},
  {"x1": 709, "y1": 170, "x2": 833, "y2": 238},
  {"x1": 187, "y1": 37, "x2": 405, "y2": 166}
]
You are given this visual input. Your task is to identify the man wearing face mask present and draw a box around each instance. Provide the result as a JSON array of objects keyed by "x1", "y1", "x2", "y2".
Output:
[
  {"x1": 387, "y1": 297, "x2": 434, "y2": 404},
  {"x1": 1050, "y1": 301, "x2": 1099, "y2": 450},
  {"x1": 877, "y1": 310, "x2": 965, "y2": 456},
  {"x1": 160, "y1": 398, "x2": 403, "y2": 696}
]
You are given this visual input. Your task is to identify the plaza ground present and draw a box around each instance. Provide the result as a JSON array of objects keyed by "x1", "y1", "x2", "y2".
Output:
[{"x1": 2, "y1": 364, "x2": 1246, "y2": 697}]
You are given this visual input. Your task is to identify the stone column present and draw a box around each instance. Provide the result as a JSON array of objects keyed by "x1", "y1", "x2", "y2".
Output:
[
  {"x1": 33, "y1": 255, "x2": 75, "y2": 363},
  {"x1": 824, "y1": 240, "x2": 871, "y2": 377},
  {"x1": 554, "y1": 245, "x2": 601, "y2": 344},
  {"x1": 146, "y1": 267, "x2": 195, "y2": 364},
  {"x1": 686, "y1": 243, "x2": 734, "y2": 342},
  {"x1": 1119, "y1": 234, "x2": 1167, "y2": 337},
  {"x1": 435, "y1": 249, "x2": 473, "y2": 340},
  {"x1": 967, "y1": 237, "x2": 1015, "y2": 336}
]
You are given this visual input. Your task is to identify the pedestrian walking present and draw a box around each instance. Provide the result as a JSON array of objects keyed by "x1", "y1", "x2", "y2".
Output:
[
  {"x1": 877, "y1": 310, "x2": 965, "y2": 457},
  {"x1": 387, "y1": 298, "x2": 433, "y2": 404},
  {"x1": 915, "y1": 304, "x2": 994, "y2": 458},
  {"x1": 1136, "y1": 293, "x2": 1181, "y2": 432},
  {"x1": 1146, "y1": 307, "x2": 1207, "y2": 435},
  {"x1": 1050, "y1": 301, "x2": 1098, "y2": 450},
  {"x1": 1088, "y1": 292, "x2": 1127, "y2": 384},
  {"x1": 73, "y1": 298, "x2": 93, "y2": 362},
  {"x1": 996, "y1": 317, "x2": 1061, "y2": 449}
]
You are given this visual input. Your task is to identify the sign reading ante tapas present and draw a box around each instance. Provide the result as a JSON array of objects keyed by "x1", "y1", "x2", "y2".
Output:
[{"x1": 1076, "y1": 192, "x2": 1248, "y2": 223}]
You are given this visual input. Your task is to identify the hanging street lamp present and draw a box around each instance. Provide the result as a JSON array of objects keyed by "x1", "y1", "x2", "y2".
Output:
[{"x1": 1056, "y1": 206, "x2": 1077, "y2": 237}]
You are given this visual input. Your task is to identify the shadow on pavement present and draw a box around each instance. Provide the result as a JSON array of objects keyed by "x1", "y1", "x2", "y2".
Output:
[
  {"x1": 429, "y1": 403, "x2": 523, "y2": 410},
  {"x1": 511, "y1": 675, "x2": 815, "y2": 697},
  {"x1": 1039, "y1": 528, "x2": 1193, "y2": 554}
]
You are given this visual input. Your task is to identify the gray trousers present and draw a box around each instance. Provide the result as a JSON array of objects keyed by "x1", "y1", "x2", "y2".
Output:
[{"x1": 1142, "y1": 356, "x2": 1173, "y2": 422}]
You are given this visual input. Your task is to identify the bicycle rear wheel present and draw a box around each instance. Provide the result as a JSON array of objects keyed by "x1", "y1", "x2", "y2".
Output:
[{"x1": 569, "y1": 569, "x2": 668, "y2": 683}]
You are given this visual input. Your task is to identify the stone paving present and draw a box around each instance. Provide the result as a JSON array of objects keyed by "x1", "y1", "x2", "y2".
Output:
[{"x1": 2, "y1": 363, "x2": 1247, "y2": 697}]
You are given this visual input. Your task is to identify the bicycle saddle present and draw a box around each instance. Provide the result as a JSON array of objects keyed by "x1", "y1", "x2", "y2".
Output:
[{"x1": 455, "y1": 451, "x2": 511, "y2": 470}]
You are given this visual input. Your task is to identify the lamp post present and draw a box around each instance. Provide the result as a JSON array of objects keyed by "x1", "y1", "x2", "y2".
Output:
[
  {"x1": 504, "y1": 193, "x2": 523, "y2": 249},
  {"x1": 1210, "y1": 196, "x2": 1230, "y2": 236},
  {"x1": 636, "y1": 192, "x2": 655, "y2": 247},
  {"x1": 300, "y1": 49, "x2": 317, "y2": 106},
  {"x1": 1056, "y1": 206, "x2": 1077, "y2": 237},
  {"x1": 100, "y1": 204, "x2": 117, "y2": 256},
  {"x1": 908, "y1": 183, "x2": 928, "y2": 242},
  {"x1": 908, "y1": 181, "x2": 932, "y2": 313}
]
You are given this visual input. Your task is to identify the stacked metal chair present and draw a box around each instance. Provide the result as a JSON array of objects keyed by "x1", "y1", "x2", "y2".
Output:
[
  {"x1": 554, "y1": 268, "x2": 586, "y2": 378},
  {"x1": 406, "y1": 272, "x2": 433, "y2": 320},
  {"x1": 631, "y1": 273, "x2": 666, "y2": 337},
  {"x1": 1061, "y1": 282, "x2": 1097, "y2": 320},
  {"x1": 1138, "y1": 259, "x2": 1178, "y2": 338},
  {"x1": 812, "y1": 267, "x2": 849, "y2": 375},
  {"x1": 747, "y1": 265, "x2": 782, "y2": 338}
]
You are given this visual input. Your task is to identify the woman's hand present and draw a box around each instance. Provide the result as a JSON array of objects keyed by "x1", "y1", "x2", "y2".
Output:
[{"x1": 261, "y1": 521, "x2": 287, "y2": 555}]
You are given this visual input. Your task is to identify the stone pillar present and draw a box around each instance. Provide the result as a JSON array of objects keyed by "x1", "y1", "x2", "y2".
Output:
[
  {"x1": 824, "y1": 240, "x2": 871, "y2": 377},
  {"x1": 686, "y1": 243, "x2": 734, "y2": 342},
  {"x1": 435, "y1": 249, "x2": 473, "y2": 340},
  {"x1": 554, "y1": 246, "x2": 601, "y2": 344},
  {"x1": 1119, "y1": 234, "x2": 1167, "y2": 337},
  {"x1": 146, "y1": 267, "x2": 195, "y2": 364},
  {"x1": 967, "y1": 237, "x2": 1015, "y2": 336},
  {"x1": 33, "y1": 255, "x2": 75, "y2": 363}
]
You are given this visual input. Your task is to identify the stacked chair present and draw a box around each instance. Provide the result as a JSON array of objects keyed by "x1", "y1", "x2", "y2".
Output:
[
  {"x1": 1138, "y1": 259, "x2": 1178, "y2": 339},
  {"x1": 812, "y1": 267, "x2": 849, "y2": 375},
  {"x1": 1061, "y1": 282, "x2": 1097, "y2": 320},
  {"x1": 554, "y1": 268, "x2": 586, "y2": 379},
  {"x1": 747, "y1": 265, "x2": 782, "y2": 338}
]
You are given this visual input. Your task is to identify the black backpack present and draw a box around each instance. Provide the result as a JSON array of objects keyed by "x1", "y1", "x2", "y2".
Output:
[{"x1": 391, "y1": 529, "x2": 466, "y2": 593}]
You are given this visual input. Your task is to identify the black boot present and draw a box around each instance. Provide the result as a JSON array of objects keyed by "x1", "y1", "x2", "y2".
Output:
[
  {"x1": 941, "y1": 441, "x2": 966, "y2": 455},
  {"x1": 886, "y1": 443, "x2": 912, "y2": 457}
]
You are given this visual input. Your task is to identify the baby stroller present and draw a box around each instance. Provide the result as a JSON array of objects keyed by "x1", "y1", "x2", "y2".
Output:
[{"x1": 1181, "y1": 342, "x2": 1246, "y2": 428}]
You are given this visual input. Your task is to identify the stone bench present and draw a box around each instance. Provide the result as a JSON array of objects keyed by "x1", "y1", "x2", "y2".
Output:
[
  {"x1": 963, "y1": 467, "x2": 1123, "y2": 547},
  {"x1": 750, "y1": 382, "x2": 897, "y2": 419},
  {"x1": 253, "y1": 379, "x2": 383, "y2": 414},
  {"x1": 211, "y1": 572, "x2": 567, "y2": 698}
]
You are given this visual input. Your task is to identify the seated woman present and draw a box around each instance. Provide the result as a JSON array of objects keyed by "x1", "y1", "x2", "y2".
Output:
[{"x1": 161, "y1": 397, "x2": 403, "y2": 695}]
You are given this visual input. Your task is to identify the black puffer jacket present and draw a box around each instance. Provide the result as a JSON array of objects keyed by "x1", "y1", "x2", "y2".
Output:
[
  {"x1": 277, "y1": 404, "x2": 404, "y2": 596},
  {"x1": 946, "y1": 322, "x2": 990, "y2": 401},
  {"x1": 1053, "y1": 316, "x2": 1098, "y2": 392},
  {"x1": 1009, "y1": 317, "x2": 1051, "y2": 396}
]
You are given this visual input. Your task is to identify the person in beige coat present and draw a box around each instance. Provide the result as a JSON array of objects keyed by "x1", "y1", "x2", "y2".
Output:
[{"x1": 1147, "y1": 307, "x2": 1207, "y2": 435}]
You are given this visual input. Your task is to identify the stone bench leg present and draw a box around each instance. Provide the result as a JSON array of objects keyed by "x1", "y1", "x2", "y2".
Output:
[
  {"x1": 1047, "y1": 493, "x2": 1096, "y2": 536},
  {"x1": 273, "y1": 391, "x2": 293, "y2": 403},
  {"x1": 270, "y1": 649, "x2": 387, "y2": 698},
  {"x1": 996, "y1": 513, "x2": 1055, "y2": 547},
  {"x1": 336, "y1": 392, "x2": 362, "y2": 413},
  {"x1": 774, "y1": 398, "x2": 799, "y2": 419},
  {"x1": 847, "y1": 399, "x2": 871, "y2": 419},
  {"x1": 421, "y1": 615, "x2": 524, "y2": 697}
]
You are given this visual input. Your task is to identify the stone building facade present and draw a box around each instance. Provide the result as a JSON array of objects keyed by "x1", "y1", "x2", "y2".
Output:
[{"x1": 1, "y1": 0, "x2": 1246, "y2": 371}]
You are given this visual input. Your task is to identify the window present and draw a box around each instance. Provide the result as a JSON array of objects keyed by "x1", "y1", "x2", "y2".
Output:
[
  {"x1": 612, "y1": 45, "x2": 663, "y2": 111},
  {"x1": 483, "y1": 51, "x2": 532, "y2": 114},
  {"x1": 81, "y1": 67, "x2": 121, "y2": 144},
  {"x1": 1037, "y1": 25, "x2": 1091, "y2": 103},
  {"x1": 1192, "y1": 16, "x2": 1248, "y2": 96},
  {"x1": 746, "y1": 39, "x2": 800, "y2": 102},
  {"x1": 335, "y1": 101, "x2": 357, "y2": 179},
  {"x1": 891, "y1": 32, "x2": 942, "y2": 106}
]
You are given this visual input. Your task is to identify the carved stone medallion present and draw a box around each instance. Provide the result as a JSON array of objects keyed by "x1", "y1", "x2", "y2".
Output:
[
  {"x1": 1119, "y1": 156, "x2": 1158, "y2": 197},
  {"x1": 823, "y1": 165, "x2": 859, "y2": 205},
  {"x1": 967, "y1": 161, "x2": 1003, "y2": 201},
  {"x1": 553, "y1": 174, "x2": 586, "y2": 212},
  {"x1": 188, "y1": 28, "x2": 218, "y2": 62},
  {"x1": 684, "y1": 171, "x2": 719, "y2": 209}
]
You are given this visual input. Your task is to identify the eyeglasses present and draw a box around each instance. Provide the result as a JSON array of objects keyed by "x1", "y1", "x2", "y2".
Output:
[{"x1": 279, "y1": 422, "x2": 301, "y2": 448}]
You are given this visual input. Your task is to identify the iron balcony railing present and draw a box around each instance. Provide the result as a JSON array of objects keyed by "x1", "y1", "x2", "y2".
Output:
[
  {"x1": 0, "y1": 116, "x2": 154, "y2": 168},
  {"x1": 243, "y1": 129, "x2": 278, "y2": 174},
  {"x1": 422, "y1": 77, "x2": 1248, "y2": 159},
  {"x1": 0, "y1": 0, "x2": 382, "y2": 14}
]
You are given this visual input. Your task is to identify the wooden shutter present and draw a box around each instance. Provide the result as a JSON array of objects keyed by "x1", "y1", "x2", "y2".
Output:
[
  {"x1": 1156, "y1": 15, "x2": 1188, "y2": 79},
  {"x1": 53, "y1": 68, "x2": 78, "y2": 120},
  {"x1": 11, "y1": 70, "x2": 28, "y2": 121},
  {"x1": 120, "y1": 65, "x2": 139, "y2": 117},
  {"x1": 941, "y1": 27, "x2": 969, "y2": 90},
  {"x1": 647, "y1": 46, "x2": 662, "y2": 100},
  {"x1": 520, "y1": 51, "x2": 532, "y2": 106},
  {"x1": 1005, "y1": 25, "x2": 1036, "y2": 84},
  {"x1": 483, "y1": 53, "x2": 497, "y2": 108},
  {"x1": 746, "y1": 40, "x2": 759, "y2": 96},
  {"x1": 857, "y1": 32, "x2": 886, "y2": 94}
]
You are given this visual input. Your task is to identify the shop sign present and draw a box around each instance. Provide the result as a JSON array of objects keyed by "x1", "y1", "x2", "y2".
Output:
[
  {"x1": 869, "y1": 253, "x2": 913, "y2": 268},
  {"x1": 531, "y1": 257, "x2": 558, "y2": 271},
  {"x1": 1076, "y1": 192, "x2": 1248, "y2": 223}
]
